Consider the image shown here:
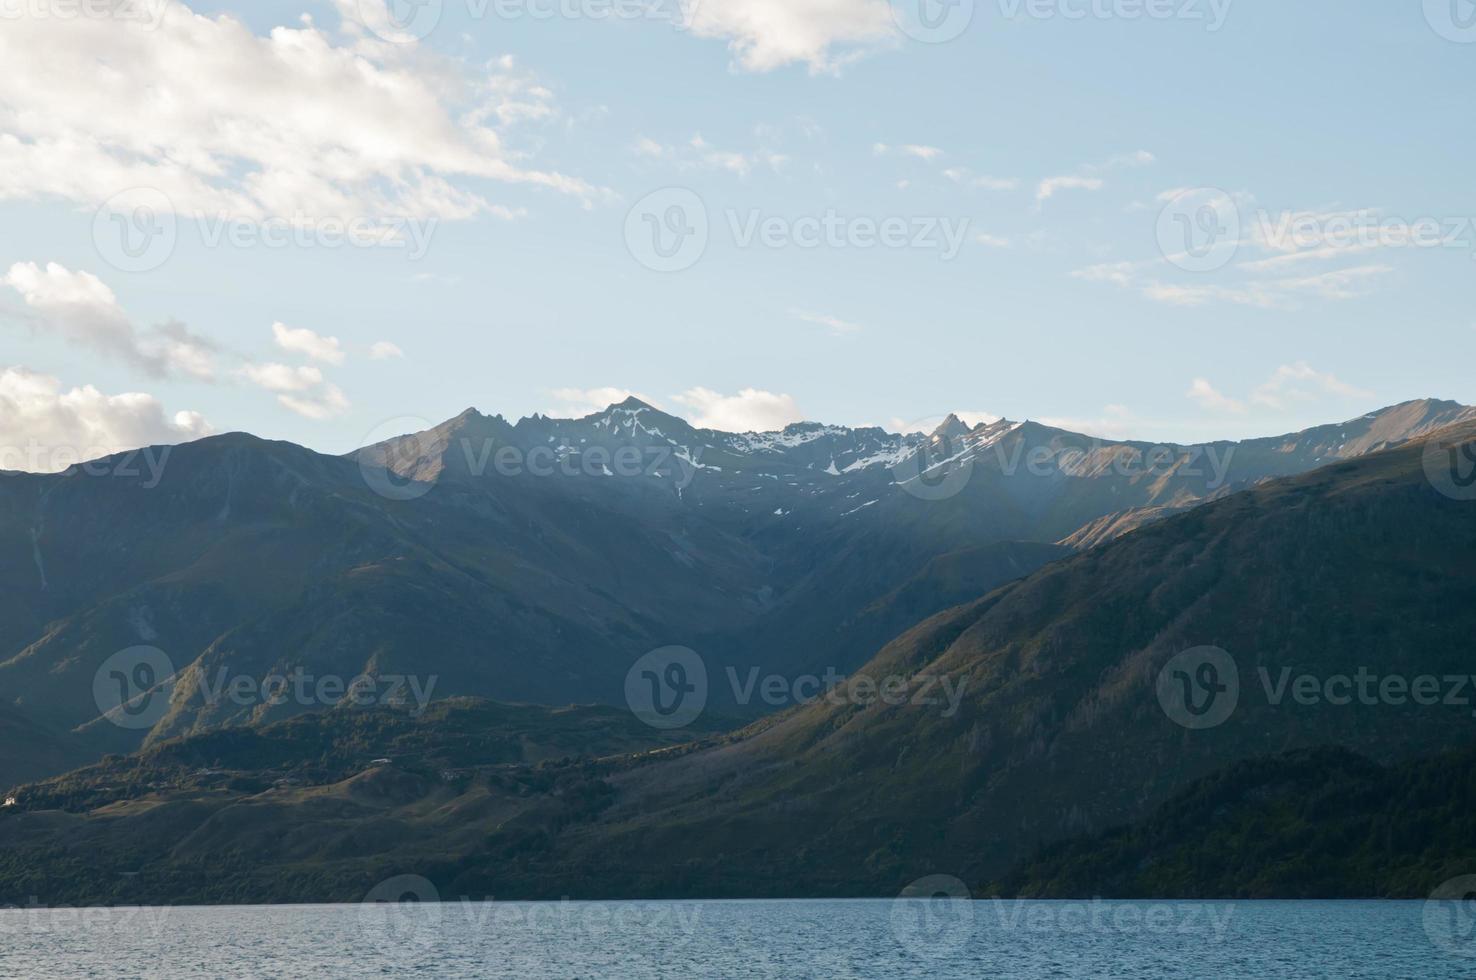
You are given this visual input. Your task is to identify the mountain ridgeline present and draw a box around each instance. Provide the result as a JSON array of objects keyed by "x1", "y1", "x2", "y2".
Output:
[
  {"x1": 1, "y1": 413, "x2": 1473, "y2": 904},
  {"x1": 0, "y1": 397, "x2": 1469, "y2": 789}
]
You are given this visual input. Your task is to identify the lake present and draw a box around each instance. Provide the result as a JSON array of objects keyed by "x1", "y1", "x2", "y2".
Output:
[{"x1": 0, "y1": 898, "x2": 1465, "y2": 977}]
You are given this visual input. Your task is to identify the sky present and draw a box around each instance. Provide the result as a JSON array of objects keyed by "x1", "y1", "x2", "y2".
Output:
[{"x1": 0, "y1": 0, "x2": 1472, "y2": 471}]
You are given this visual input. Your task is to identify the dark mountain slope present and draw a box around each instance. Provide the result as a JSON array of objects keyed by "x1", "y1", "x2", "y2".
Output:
[
  {"x1": 505, "y1": 419, "x2": 1476, "y2": 895},
  {"x1": 1, "y1": 400, "x2": 1468, "y2": 788},
  {"x1": 3, "y1": 422, "x2": 1473, "y2": 903},
  {"x1": 991, "y1": 744, "x2": 1476, "y2": 899}
]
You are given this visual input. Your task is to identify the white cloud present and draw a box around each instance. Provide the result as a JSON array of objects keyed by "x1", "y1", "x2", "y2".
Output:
[
  {"x1": 2, "y1": 265, "x2": 353, "y2": 421},
  {"x1": 272, "y1": 323, "x2": 345, "y2": 365},
  {"x1": 1075, "y1": 247, "x2": 1395, "y2": 309},
  {"x1": 1183, "y1": 365, "x2": 1372, "y2": 420},
  {"x1": 679, "y1": 0, "x2": 897, "y2": 74},
  {"x1": 943, "y1": 168, "x2": 1019, "y2": 191},
  {"x1": 1186, "y1": 378, "x2": 1246, "y2": 414},
  {"x1": 0, "y1": 366, "x2": 212, "y2": 473},
  {"x1": 1251, "y1": 363, "x2": 1372, "y2": 410},
  {"x1": 974, "y1": 234, "x2": 1012, "y2": 249},
  {"x1": 1038, "y1": 403, "x2": 1140, "y2": 441},
  {"x1": 278, "y1": 383, "x2": 350, "y2": 421},
  {"x1": 1087, "y1": 150, "x2": 1156, "y2": 173},
  {"x1": 369, "y1": 341, "x2": 405, "y2": 360},
  {"x1": 238, "y1": 356, "x2": 347, "y2": 420},
  {"x1": 547, "y1": 387, "x2": 659, "y2": 418},
  {"x1": 1071, "y1": 261, "x2": 1141, "y2": 287},
  {"x1": 1083, "y1": 191, "x2": 1416, "y2": 311},
  {"x1": 635, "y1": 133, "x2": 787, "y2": 177},
  {"x1": 791, "y1": 309, "x2": 862, "y2": 336},
  {"x1": 252, "y1": 324, "x2": 351, "y2": 418},
  {"x1": 0, "y1": 3, "x2": 596, "y2": 228},
  {"x1": 1139, "y1": 281, "x2": 1282, "y2": 309},
  {"x1": 634, "y1": 137, "x2": 668, "y2": 158},
  {"x1": 670, "y1": 387, "x2": 804, "y2": 431},
  {"x1": 1137, "y1": 265, "x2": 1394, "y2": 309},
  {"x1": 1036, "y1": 176, "x2": 1105, "y2": 203},
  {"x1": 1, "y1": 262, "x2": 216, "y2": 380},
  {"x1": 479, "y1": 54, "x2": 561, "y2": 125},
  {"x1": 1035, "y1": 151, "x2": 1153, "y2": 205},
  {"x1": 238, "y1": 363, "x2": 324, "y2": 394},
  {"x1": 1273, "y1": 265, "x2": 1396, "y2": 302},
  {"x1": 875, "y1": 143, "x2": 943, "y2": 161},
  {"x1": 1235, "y1": 244, "x2": 1376, "y2": 274}
]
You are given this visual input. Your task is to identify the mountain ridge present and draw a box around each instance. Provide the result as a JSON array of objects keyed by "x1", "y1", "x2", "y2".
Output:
[
  {"x1": 1, "y1": 399, "x2": 1471, "y2": 789},
  {"x1": 2, "y1": 418, "x2": 1473, "y2": 904}
]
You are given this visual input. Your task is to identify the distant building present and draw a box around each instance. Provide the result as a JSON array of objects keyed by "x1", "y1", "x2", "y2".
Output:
[{"x1": 2, "y1": 797, "x2": 16, "y2": 807}]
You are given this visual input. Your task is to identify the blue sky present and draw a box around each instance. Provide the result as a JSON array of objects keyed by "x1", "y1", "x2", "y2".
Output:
[{"x1": 0, "y1": 0, "x2": 1472, "y2": 469}]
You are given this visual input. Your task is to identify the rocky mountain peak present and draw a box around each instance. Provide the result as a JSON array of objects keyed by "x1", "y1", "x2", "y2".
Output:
[{"x1": 932, "y1": 414, "x2": 971, "y2": 441}]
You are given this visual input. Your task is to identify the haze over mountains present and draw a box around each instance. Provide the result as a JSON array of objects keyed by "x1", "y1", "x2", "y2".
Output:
[{"x1": 1, "y1": 397, "x2": 1472, "y2": 789}]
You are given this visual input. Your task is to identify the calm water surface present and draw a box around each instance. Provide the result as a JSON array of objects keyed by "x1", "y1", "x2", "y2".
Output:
[{"x1": 0, "y1": 899, "x2": 1462, "y2": 978}]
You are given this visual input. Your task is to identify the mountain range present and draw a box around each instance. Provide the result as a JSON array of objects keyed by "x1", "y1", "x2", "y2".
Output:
[
  {"x1": 3, "y1": 397, "x2": 1471, "y2": 786},
  {"x1": 1, "y1": 402, "x2": 1474, "y2": 904}
]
